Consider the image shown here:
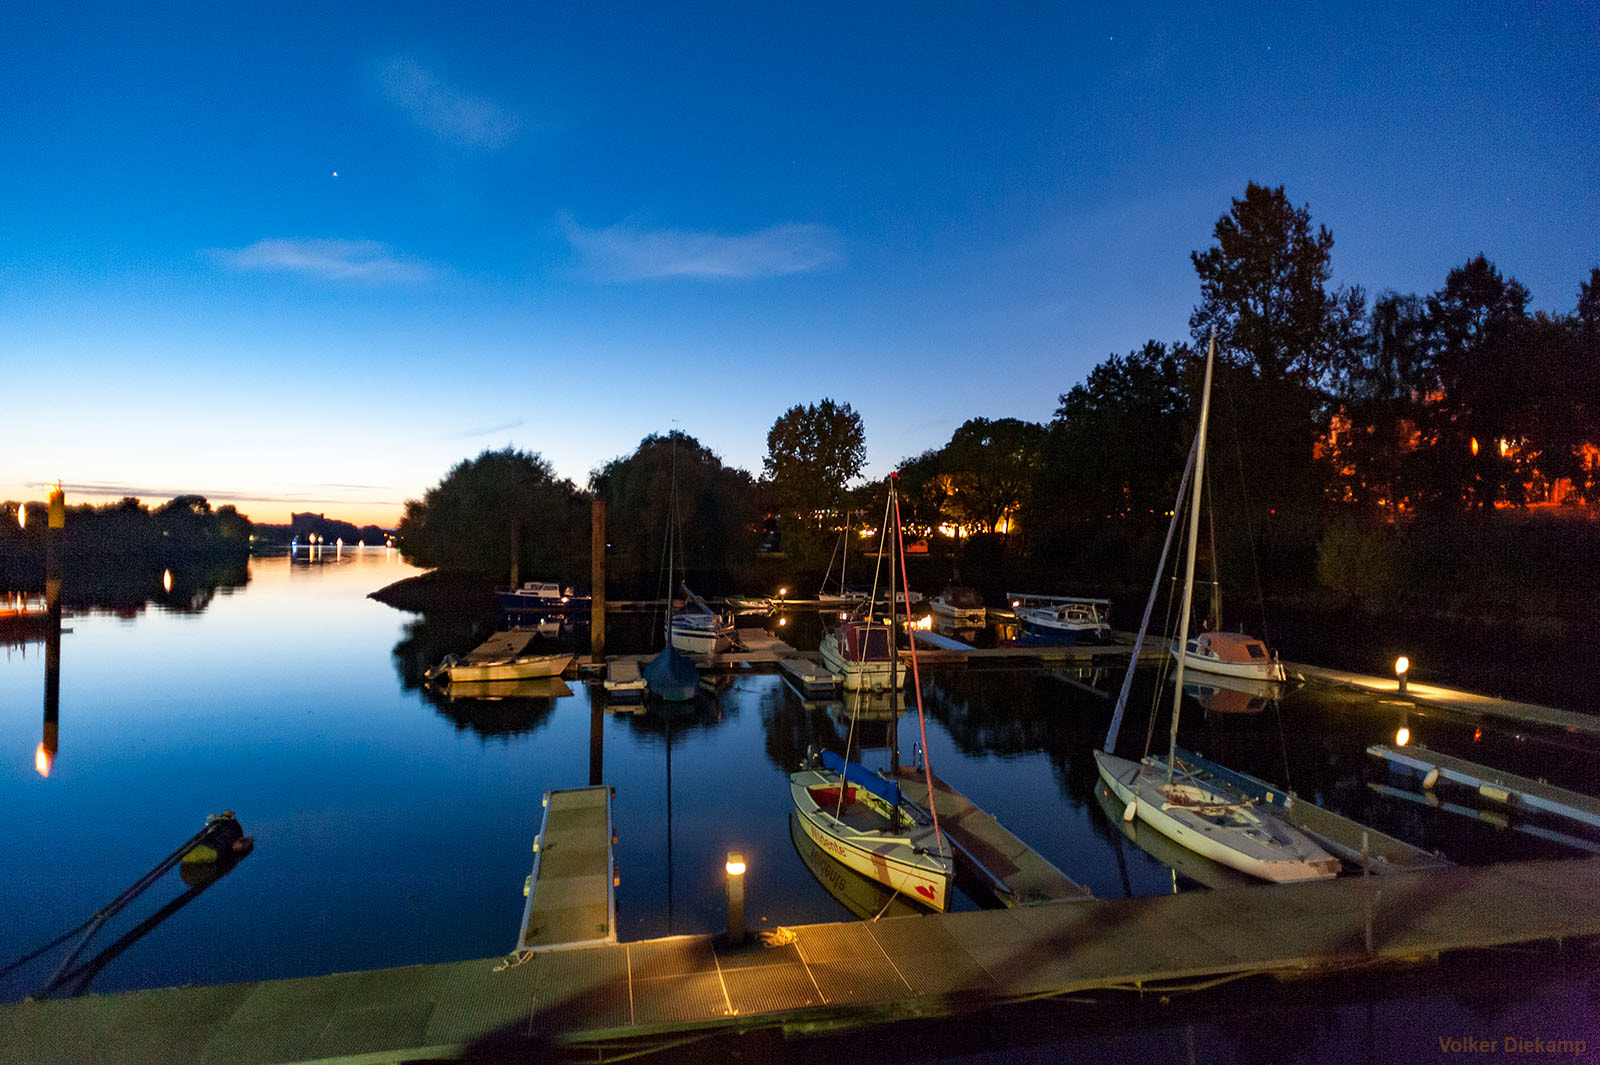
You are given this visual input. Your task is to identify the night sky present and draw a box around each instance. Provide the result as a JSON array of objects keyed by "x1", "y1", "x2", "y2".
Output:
[{"x1": 4, "y1": 2, "x2": 1596, "y2": 525}]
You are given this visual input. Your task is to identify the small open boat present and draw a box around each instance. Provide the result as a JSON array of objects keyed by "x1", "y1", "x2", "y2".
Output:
[
  {"x1": 425, "y1": 631, "x2": 573, "y2": 683},
  {"x1": 789, "y1": 750, "x2": 952, "y2": 911}
]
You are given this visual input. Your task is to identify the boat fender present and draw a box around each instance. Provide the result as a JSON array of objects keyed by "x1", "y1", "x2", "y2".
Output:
[
  {"x1": 1421, "y1": 767, "x2": 1440, "y2": 790},
  {"x1": 1122, "y1": 800, "x2": 1138, "y2": 823}
]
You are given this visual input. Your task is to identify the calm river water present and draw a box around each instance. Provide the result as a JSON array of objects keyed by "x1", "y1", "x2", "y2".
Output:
[{"x1": 3, "y1": 548, "x2": 1597, "y2": 1059}]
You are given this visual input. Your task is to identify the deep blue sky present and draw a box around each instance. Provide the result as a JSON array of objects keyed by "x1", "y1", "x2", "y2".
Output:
[{"x1": 4, "y1": 2, "x2": 1596, "y2": 525}]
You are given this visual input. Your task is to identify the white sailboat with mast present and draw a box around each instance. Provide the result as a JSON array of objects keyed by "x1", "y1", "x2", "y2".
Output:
[
  {"x1": 1093, "y1": 334, "x2": 1339, "y2": 884},
  {"x1": 791, "y1": 474, "x2": 955, "y2": 910}
]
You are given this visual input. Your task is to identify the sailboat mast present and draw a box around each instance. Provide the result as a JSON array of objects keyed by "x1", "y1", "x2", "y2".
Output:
[{"x1": 1167, "y1": 332, "x2": 1216, "y2": 786}]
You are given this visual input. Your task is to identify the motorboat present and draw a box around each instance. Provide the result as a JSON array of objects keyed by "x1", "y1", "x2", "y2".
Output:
[
  {"x1": 496, "y1": 581, "x2": 588, "y2": 613},
  {"x1": 928, "y1": 585, "x2": 986, "y2": 625},
  {"x1": 1008, "y1": 592, "x2": 1112, "y2": 643},
  {"x1": 819, "y1": 619, "x2": 904, "y2": 691}
]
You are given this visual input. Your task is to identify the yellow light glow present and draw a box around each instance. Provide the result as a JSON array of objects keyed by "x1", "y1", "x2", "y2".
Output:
[
  {"x1": 162, "y1": 569, "x2": 173, "y2": 593},
  {"x1": 777, "y1": 588, "x2": 788, "y2": 598},
  {"x1": 914, "y1": 615, "x2": 932, "y2": 631},
  {"x1": 1470, "y1": 437, "x2": 1480, "y2": 456},
  {"x1": 777, "y1": 617, "x2": 788, "y2": 627},
  {"x1": 35, "y1": 742, "x2": 52, "y2": 777},
  {"x1": 1395, "y1": 656, "x2": 1409, "y2": 677},
  {"x1": 1396, "y1": 727, "x2": 1410, "y2": 747},
  {"x1": 725, "y1": 854, "x2": 746, "y2": 877}
]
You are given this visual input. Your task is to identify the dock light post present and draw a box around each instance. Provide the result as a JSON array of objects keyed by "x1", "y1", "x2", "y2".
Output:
[
  {"x1": 724, "y1": 852, "x2": 747, "y2": 946},
  {"x1": 1395, "y1": 656, "x2": 1410, "y2": 695}
]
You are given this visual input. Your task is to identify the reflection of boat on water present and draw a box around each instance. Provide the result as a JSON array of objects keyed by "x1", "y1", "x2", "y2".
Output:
[
  {"x1": 1182, "y1": 671, "x2": 1286, "y2": 714},
  {"x1": 424, "y1": 630, "x2": 573, "y2": 683},
  {"x1": 1092, "y1": 781, "x2": 1254, "y2": 891},
  {"x1": 430, "y1": 676, "x2": 573, "y2": 702},
  {"x1": 789, "y1": 810, "x2": 922, "y2": 919}
]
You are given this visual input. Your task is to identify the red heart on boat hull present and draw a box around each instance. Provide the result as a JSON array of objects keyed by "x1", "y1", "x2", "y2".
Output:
[{"x1": 915, "y1": 885, "x2": 935, "y2": 900}]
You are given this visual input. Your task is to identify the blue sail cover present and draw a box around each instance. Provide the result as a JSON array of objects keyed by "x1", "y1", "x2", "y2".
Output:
[
  {"x1": 820, "y1": 749, "x2": 902, "y2": 807},
  {"x1": 643, "y1": 646, "x2": 699, "y2": 702}
]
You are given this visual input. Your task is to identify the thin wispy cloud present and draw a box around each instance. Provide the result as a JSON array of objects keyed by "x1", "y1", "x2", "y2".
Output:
[
  {"x1": 442, "y1": 420, "x2": 527, "y2": 440},
  {"x1": 377, "y1": 55, "x2": 521, "y2": 149},
  {"x1": 215, "y1": 239, "x2": 433, "y2": 283},
  {"x1": 561, "y1": 216, "x2": 844, "y2": 281}
]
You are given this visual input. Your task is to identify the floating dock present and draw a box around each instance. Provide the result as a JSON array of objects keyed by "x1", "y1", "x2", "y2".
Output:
[
  {"x1": 9, "y1": 857, "x2": 1597, "y2": 1062},
  {"x1": 896, "y1": 766, "x2": 1093, "y2": 905},
  {"x1": 1290, "y1": 661, "x2": 1600, "y2": 736},
  {"x1": 601, "y1": 659, "x2": 646, "y2": 700},
  {"x1": 776, "y1": 655, "x2": 840, "y2": 697},
  {"x1": 515, "y1": 786, "x2": 617, "y2": 953},
  {"x1": 1173, "y1": 748, "x2": 1451, "y2": 874},
  {"x1": 1368, "y1": 743, "x2": 1600, "y2": 832}
]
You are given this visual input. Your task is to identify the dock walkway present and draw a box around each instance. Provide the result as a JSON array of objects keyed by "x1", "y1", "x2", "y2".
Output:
[
  {"x1": 7, "y1": 857, "x2": 1598, "y2": 1063},
  {"x1": 897, "y1": 767, "x2": 1093, "y2": 905},
  {"x1": 515, "y1": 787, "x2": 616, "y2": 953},
  {"x1": 1290, "y1": 661, "x2": 1600, "y2": 736},
  {"x1": 1369, "y1": 742, "x2": 1600, "y2": 831}
]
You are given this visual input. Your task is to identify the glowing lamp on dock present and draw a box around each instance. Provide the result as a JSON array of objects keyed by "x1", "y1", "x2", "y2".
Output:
[
  {"x1": 163, "y1": 569, "x2": 173, "y2": 593},
  {"x1": 35, "y1": 741, "x2": 53, "y2": 777},
  {"x1": 724, "y1": 851, "x2": 747, "y2": 945},
  {"x1": 1395, "y1": 656, "x2": 1410, "y2": 695}
]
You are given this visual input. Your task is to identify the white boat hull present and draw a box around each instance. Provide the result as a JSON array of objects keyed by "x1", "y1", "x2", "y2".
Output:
[
  {"x1": 1173, "y1": 645, "x2": 1288, "y2": 682},
  {"x1": 1094, "y1": 750, "x2": 1339, "y2": 883},
  {"x1": 789, "y1": 768, "x2": 952, "y2": 910},
  {"x1": 435, "y1": 653, "x2": 573, "y2": 683},
  {"x1": 819, "y1": 631, "x2": 904, "y2": 690},
  {"x1": 929, "y1": 601, "x2": 986, "y2": 625}
]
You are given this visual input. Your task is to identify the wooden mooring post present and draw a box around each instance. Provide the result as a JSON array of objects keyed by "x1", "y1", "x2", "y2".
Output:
[{"x1": 590, "y1": 498, "x2": 606, "y2": 662}]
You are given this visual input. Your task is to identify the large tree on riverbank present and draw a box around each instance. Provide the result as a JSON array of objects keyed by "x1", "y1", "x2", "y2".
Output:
[
  {"x1": 589, "y1": 431, "x2": 759, "y2": 589},
  {"x1": 763, "y1": 399, "x2": 867, "y2": 563},
  {"x1": 396, "y1": 447, "x2": 587, "y2": 584},
  {"x1": 1189, "y1": 183, "x2": 1361, "y2": 576}
]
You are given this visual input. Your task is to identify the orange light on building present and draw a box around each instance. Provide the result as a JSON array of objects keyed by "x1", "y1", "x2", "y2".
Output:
[{"x1": 1470, "y1": 437, "x2": 1480, "y2": 456}]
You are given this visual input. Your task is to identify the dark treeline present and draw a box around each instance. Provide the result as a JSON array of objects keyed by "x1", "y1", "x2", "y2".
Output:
[
  {"x1": 393, "y1": 182, "x2": 1600, "y2": 620},
  {"x1": 0, "y1": 495, "x2": 253, "y2": 606}
]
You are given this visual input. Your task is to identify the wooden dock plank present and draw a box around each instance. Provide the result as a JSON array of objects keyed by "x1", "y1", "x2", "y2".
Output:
[{"x1": 8, "y1": 857, "x2": 1600, "y2": 1061}]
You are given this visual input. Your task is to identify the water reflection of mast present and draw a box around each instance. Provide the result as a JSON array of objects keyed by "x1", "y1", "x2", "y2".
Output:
[
  {"x1": 37, "y1": 486, "x2": 65, "y2": 778},
  {"x1": 665, "y1": 711, "x2": 674, "y2": 932}
]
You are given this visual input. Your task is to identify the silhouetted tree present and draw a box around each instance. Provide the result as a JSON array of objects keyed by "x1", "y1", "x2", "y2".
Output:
[
  {"x1": 1189, "y1": 183, "x2": 1359, "y2": 567},
  {"x1": 938, "y1": 417, "x2": 1045, "y2": 538},
  {"x1": 590, "y1": 431, "x2": 759, "y2": 590},
  {"x1": 396, "y1": 447, "x2": 587, "y2": 584},
  {"x1": 762, "y1": 399, "x2": 867, "y2": 564}
]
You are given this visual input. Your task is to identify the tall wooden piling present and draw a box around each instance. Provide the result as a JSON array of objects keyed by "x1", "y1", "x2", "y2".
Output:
[{"x1": 590, "y1": 498, "x2": 606, "y2": 662}]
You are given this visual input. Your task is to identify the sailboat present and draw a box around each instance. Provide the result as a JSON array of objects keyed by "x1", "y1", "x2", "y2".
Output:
[
  {"x1": 1170, "y1": 424, "x2": 1288, "y2": 683},
  {"x1": 790, "y1": 475, "x2": 955, "y2": 910},
  {"x1": 1093, "y1": 335, "x2": 1340, "y2": 884},
  {"x1": 668, "y1": 584, "x2": 736, "y2": 655},
  {"x1": 817, "y1": 515, "x2": 868, "y2": 607},
  {"x1": 642, "y1": 436, "x2": 700, "y2": 702}
]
